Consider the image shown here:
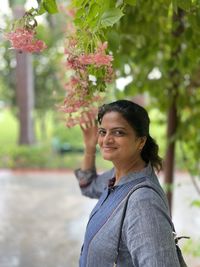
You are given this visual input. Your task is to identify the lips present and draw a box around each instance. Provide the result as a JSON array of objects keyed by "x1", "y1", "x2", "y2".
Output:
[{"x1": 102, "y1": 147, "x2": 117, "y2": 151}]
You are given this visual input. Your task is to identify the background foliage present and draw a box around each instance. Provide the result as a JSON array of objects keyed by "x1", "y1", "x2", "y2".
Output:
[{"x1": 1, "y1": 0, "x2": 200, "y2": 178}]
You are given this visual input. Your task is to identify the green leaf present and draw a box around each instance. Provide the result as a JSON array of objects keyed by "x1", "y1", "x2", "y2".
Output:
[
  {"x1": 185, "y1": 27, "x2": 193, "y2": 41},
  {"x1": 37, "y1": 4, "x2": 46, "y2": 15},
  {"x1": 172, "y1": 0, "x2": 178, "y2": 13},
  {"x1": 100, "y1": 8, "x2": 124, "y2": 28},
  {"x1": 72, "y1": 0, "x2": 90, "y2": 8},
  {"x1": 191, "y1": 200, "x2": 200, "y2": 208},
  {"x1": 76, "y1": 8, "x2": 85, "y2": 19},
  {"x1": 177, "y1": 0, "x2": 192, "y2": 11},
  {"x1": 42, "y1": 0, "x2": 58, "y2": 14},
  {"x1": 88, "y1": 3, "x2": 101, "y2": 18},
  {"x1": 124, "y1": 0, "x2": 137, "y2": 6},
  {"x1": 107, "y1": 30, "x2": 120, "y2": 51}
]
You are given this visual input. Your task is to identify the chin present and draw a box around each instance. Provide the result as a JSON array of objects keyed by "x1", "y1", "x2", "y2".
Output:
[
  {"x1": 102, "y1": 156, "x2": 113, "y2": 161},
  {"x1": 102, "y1": 153, "x2": 115, "y2": 161}
]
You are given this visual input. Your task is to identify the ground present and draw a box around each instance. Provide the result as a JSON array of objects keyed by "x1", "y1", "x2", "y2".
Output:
[{"x1": 0, "y1": 169, "x2": 199, "y2": 267}]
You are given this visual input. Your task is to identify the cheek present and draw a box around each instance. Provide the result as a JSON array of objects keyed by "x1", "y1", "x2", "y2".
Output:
[
  {"x1": 98, "y1": 136, "x2": 103, "y2": 146},
  {"x1": 121, "y1": 139, "x2": 139, "y2": 152}
]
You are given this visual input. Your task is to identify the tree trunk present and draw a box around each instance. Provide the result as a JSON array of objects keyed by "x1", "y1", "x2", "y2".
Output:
[
  {"x1": 164, "y1": 8, "x2": 185, "y2": 212},
  {"x1": 13, "y1": 6, "x2": 35, "y2": 145}
]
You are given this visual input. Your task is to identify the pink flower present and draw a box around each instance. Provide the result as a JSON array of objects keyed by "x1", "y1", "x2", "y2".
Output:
[
  {"x1": 93, "y1": 53, "x2": 113, "y2": 66},
  {"x1": 78, "y1": 54, "x2": 95, "y2": 65},
  {"x1": 96, "y1": 41, "x2": 108, "y2": 53},
  {"x1": 59, "y1": 4, "x2": 76, "y2": 18},
  {"x1": 66, "y1": 8, "x2": 76, "y2": 18},
  {"x1": 68, "y1": 38, "x2": 77, "y2": 48},
  {"x1": 78, "y1": 52, "x2": 113, "y2": 67},
  {"x1": 66, "y1": 55, "x2": 82, "y2": 70},
  {"x1": 104, "y1": 66, "x2": 114, "y2": 83},
  {"x1": 66, "y1": 22, "x2": 76, "y2": 34},
  {"x1": 5, "y1": 28, "x2": 47, "y2": 53},
  {"x1": 71, "y1": 76, "x2": 80, "y2": 85},
  {"x1": 65, "y1": 117, "x2": 76, "y2": 128}
]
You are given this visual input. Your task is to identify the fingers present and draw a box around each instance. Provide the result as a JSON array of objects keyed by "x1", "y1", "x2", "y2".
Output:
[{"x1": 80, "y1": 111, "x2": 97, "y2": 130}]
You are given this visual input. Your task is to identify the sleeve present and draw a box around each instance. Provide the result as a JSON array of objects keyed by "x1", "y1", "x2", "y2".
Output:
[
  {"x1": 122, "y1": 187, "x2": 180, "y2": 267},
  {"x1": 74, "y1": 168, "x2": 114, "y2": 199}
]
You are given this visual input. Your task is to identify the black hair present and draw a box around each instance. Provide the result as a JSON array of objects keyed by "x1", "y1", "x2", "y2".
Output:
[{"x1": 98, "y1": 99, "x2": 162, "y2": 172}]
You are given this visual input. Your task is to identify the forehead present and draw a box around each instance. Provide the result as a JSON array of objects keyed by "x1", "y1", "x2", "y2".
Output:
[{"x1": 100, "y1": 111, "x2": 131, "y2": 129}]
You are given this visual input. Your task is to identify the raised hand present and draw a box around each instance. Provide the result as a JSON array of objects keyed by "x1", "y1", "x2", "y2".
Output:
[{"x1": 80, "y1": 112, "x2": 98, "y2": 154}]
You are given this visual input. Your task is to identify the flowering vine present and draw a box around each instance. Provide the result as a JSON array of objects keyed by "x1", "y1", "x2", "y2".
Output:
[
  {"x1": 5, "y1": 11, "x2": 47, "y2": 53},
  {"x1": 5, "y1": 1, "x2": 116, "y2": 127},
  {"x1": 59, "y1": 6, "x2": 114, "y2": 127}
]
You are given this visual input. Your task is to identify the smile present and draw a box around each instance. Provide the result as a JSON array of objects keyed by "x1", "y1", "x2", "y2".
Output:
[{"x1": 102, "y1": 147, "x2": 117, "y2": 151}]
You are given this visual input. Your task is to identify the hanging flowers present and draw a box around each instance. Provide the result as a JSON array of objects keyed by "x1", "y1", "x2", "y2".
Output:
[
  {"x1": 59, "y1": 38, "x2": 114, "y2": 127},
  {"x1": 4, "y1": 2, "x2": 115, "y2": 128},
  {"x1": 59, "y1": 6, "x2": 114, "y2": 128},
  {"x1": 4, "y1": 12, "x2": 47, "y2": 53},
  {"x1": 5, "y1": 28, "x2": 47, "y2": 53}
]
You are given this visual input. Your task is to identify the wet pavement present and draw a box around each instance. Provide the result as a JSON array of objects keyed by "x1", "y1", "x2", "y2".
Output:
[{"x1": 0, "y1": 169, "x2": 200, "y2": 267}]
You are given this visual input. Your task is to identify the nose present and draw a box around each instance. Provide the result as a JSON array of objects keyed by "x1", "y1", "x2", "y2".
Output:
[{"x1": 103, "y1": 132, "x2": 114, "y2": 144}]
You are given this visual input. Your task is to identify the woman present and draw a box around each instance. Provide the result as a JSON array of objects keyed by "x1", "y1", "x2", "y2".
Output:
[{"x1": 74, "y1": 100, "x2": 180, "y2": 267}]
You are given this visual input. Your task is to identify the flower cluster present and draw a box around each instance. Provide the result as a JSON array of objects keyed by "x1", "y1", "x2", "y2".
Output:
[
  {"x1": 5, "y1": 28, "x2": 47, "y2": 53},
  {"x1": 5, "y1": 11, "x2": 47, "y2": 53},
  {"x1": 59, "y1": 7, "x2": 114, "y2": 127},
  {"x1": 60, "y1": 39, "x2": 114, "y2": 127}
]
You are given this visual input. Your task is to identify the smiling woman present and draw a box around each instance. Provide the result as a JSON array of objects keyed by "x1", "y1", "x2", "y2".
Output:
[
  {"x1": 97, "y1": 112, "x2": 147, "y2": 179},
  {"x1": 74, "y1": 99, "x2": 184, "y2": 267}
]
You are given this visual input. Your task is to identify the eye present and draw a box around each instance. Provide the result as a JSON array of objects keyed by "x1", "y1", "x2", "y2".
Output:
[
  {"x1": 98, "y1": 129, "x2": 106, "y2": 136},
  {"x1": 113, "y1": 130, "x2": 125, "y2": 136}
]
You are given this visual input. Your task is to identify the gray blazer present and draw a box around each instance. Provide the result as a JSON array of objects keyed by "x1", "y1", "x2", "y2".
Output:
[{"x1": 75, "y1": 164, "x2": 180, "y2": 267}]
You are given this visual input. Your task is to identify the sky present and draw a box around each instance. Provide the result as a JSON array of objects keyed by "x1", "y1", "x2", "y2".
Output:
[
  {"x1": 0, "y1": 0, "x2": 38, "y2": 15},
  {"x1": 1, "y1": 0, "x2": 10, "y2": 14},
  {"x1": 0, "y1": 0, "x2": 40, "y2": 30}
]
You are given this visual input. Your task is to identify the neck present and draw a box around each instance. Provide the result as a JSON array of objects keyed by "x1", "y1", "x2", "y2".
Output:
[{"x1": 114, "y1": 156, "x2": 146, "y2": 182}]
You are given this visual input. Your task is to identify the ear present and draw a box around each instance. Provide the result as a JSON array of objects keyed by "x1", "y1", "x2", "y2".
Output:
[{"x1": 138, "y1": 136, "x2": 147, "y2": 150}]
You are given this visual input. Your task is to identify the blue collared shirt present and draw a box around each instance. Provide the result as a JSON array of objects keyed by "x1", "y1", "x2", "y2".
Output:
[{"x1": 74, "y1": 164, "x2": 180, "y2": 267}]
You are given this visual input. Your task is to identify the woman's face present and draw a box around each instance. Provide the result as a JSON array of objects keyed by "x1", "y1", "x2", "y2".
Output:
[{"x1": 98, "y1": 111, "x2": 146, "y2": 163}]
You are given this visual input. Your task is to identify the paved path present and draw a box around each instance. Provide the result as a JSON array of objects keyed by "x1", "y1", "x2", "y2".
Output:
[{"x1": 0, "y1": 169, "x2": 199, "y2": 267}]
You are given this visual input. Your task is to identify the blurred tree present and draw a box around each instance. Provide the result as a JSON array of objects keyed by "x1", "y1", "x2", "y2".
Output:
[
  {"x1": 33, "y1": 14, "x2": 66, "y2": 140},
  {"x1": 8, "y1": 0, "x2": 35, "y2": 144},
  {"x1": 108, "y1": 1, "x2": 200, "y2": 208},
  {"x1": 1, "y1": 3, "x2": 66, "y2": 142}
]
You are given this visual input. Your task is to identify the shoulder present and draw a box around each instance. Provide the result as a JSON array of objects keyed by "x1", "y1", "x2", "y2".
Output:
[
  {"x1": 126, "y1": 181, "x2": 170, "y2": 216},
  {"x1": 122, "y1": 182, "x2": 173, "y2": 235}
]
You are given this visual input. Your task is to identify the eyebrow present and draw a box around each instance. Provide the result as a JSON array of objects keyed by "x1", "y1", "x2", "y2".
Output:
[{"x1": 98, "y1": 127, "x2": 126, "y2": 130}]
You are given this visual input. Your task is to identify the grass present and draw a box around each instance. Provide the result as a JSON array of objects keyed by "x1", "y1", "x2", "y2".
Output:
[{"x1": 0, "y1": 108, "x2": 18, "y2": 145}]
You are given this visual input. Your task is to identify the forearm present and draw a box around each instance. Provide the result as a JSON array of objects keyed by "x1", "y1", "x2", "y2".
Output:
[{"x1": 81, "y1": 147, "x2": 96, "y2": 171}]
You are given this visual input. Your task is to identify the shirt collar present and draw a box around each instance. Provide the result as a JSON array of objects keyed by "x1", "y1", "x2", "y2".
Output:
[{"x1": 108, "y1": 163, "x2": 154, "y2": 188}]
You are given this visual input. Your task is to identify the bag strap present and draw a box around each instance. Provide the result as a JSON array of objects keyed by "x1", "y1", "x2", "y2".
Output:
[{"x1": 114, "y1": 183, "x2": 189, "y2": 265}]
